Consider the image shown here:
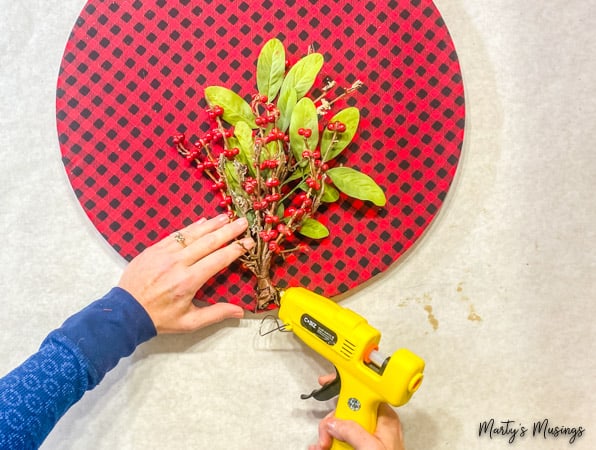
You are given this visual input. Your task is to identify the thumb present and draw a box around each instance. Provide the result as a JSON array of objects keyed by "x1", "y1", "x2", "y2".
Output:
[
  {"x1": 189, "y1": 303, "x2": 244, "y2": 330},
  {"x1": 327, "y1": 418, "x2": 380, "y2": 450}
]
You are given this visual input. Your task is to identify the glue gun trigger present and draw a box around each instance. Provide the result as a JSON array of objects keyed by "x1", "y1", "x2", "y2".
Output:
[{"x1": 300, "y1": 369, "x2": 341, "y2": 401}]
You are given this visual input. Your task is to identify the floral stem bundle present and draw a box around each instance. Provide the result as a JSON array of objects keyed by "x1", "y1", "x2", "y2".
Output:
[{"x1": 172, "y1": 38, "x2": 386, "y2": 310}]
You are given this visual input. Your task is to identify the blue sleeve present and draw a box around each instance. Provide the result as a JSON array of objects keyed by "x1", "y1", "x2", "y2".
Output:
[{"x1": 0, "y1": 287, "x2": 157, "y2": 449}]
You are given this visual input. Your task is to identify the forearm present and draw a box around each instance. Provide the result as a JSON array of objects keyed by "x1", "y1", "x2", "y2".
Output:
[
  {"x1": 0, "y1": 287, "x2": 156, "y2": 448},
  {"x1": 0, "y1": 332, "x2": 89, "y2": 448}
]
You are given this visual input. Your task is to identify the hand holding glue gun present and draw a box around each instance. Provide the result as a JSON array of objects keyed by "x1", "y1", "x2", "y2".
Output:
[{"x1": 278, "y1": 287, "x2": 425, "y2": 450}]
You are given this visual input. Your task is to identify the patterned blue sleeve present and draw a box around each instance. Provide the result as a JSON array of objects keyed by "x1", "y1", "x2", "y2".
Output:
[{"x1": 0, "y1": 287, "x2": 157, "y2": 449}]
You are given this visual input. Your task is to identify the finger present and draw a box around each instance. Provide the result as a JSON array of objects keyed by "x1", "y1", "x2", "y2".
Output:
[
  {"x1": 182, "y1": 217, "x2": 249, "y2": 264},
  {"x1": 181, "y1": 214, "x2": 228, "y2": 241},
  {"x1": 188, "y1": 236, "x2": 255, "y2": 285},
  {"x1": 163, "y1": 214, "x2": 227, "y2": 250},
  {"x1": 374, "y1": 404, "x2": 404, "y2": 449},
  {"x1": 327, "y1": 418, "x2": 380, "y2": 450},
  {"x1": 181, "y1": 302, "x2": 245, "y2": 332},
  {"x1": 315, "y1": 411, "x2": 336, "y2": 450},
  {"x1": 318, "y1": 373, "x2": 337, "y2": 386}
]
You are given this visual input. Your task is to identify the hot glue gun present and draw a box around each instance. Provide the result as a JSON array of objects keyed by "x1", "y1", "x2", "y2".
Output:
[{"x1": 278, "y1": 287, "x2": 425, "y2": 450}]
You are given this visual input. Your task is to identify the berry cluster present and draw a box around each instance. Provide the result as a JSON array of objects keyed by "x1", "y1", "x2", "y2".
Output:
[
  {"x1": 172, "y1": 105, "x2": 346, "y2": 242},
  {"x1": 169, "y1": 38, "x2": 380, "y2": 309}
]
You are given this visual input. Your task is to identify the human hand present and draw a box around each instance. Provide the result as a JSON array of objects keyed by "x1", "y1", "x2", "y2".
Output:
[
  {"x1": 118, "y1": 214, "x2": 254, "y2": 334},
  {"x1": 309, "y1": 374, "x2": 405, "y2": 450}
]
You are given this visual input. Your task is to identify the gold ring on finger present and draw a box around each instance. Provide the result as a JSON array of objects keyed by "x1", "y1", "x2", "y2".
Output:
[{"x1": 173, "y1": 231, "x2": 187, "y2": 248}]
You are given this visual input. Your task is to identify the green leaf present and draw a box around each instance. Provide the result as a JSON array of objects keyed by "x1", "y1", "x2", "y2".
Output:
[
  {"x1": 289, "y1": 97, "x2": 319, "y2": 160},
  {"x1": 320, "y1": 184, "x2": 340, "y2": 203},
  {"x1": 223, "y1": 160, "x2": 240, "y2": 190},
  {"x1": 257, "y1": 38, "x2": 286, "y2": 100},
  {"x1": 286, "y1": 166, "x2": 307, "y2": 182},
  {"x1": 321, "y1": 107, "x2": 360, "y2": 161},
  {"x1": 277, "y1": 87, "x2": 297, "y2": 132},
  {"x1": 234, "y1": 121, "x2": 255, "y2": 175},
  {"x1": 276, "y1": 203, "x2": 285, "y2": 219},
  {"x1": 298, "y1": 217, "x2": 329, "y2": 239},
  {"x1": 277, "y1": 53, "x2": 323, "y2": 131},
  {"x1": 327, "y1": 167, "x2": 386, "y2": 206},
  {"x1": 205, "y1": 86, "x2": 256, "y2": 127},
  {"x1": 280, "y1": 53, "x2": 324, "y2": 100}
]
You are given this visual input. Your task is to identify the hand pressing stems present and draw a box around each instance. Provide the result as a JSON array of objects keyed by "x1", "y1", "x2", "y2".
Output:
[
  {"x1": 309, "y1": 374, "x2": 406, "y2": 450},
  {"x1": 119, "y1": 214, "x2": 255, "y2": 333}
]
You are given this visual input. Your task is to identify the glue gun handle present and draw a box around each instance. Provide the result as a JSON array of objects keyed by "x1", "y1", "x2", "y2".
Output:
[{"x1": 329, "y1": 389, "x2": 378, "y2": 450}]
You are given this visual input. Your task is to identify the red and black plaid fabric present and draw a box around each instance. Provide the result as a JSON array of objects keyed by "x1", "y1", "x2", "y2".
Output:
[{"x1": 56, "y1": 0, "x2": 465, "y2": 310}]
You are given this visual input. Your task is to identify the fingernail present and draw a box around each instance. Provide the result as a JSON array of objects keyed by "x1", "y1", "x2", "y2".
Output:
[
  {"x1": 217, "y1": 213, "x2": 230, "y2": 222},
  {"x1": 197, "y1": 217, "x2": 207, "y2": 224},
  {"x1": 327, "y1": 420, "x2": 339, "y2": 438},
  {"x1": 235, "y1": 217, "x2": 248, "y2": 227},
  {"x1": 239, "y1": 237, "x2": 255, "y2": 249}
]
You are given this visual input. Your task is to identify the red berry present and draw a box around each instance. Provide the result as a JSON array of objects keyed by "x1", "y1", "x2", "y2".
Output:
[
  {"x1": 284, "y1": 206, "x2": 296, "y2": 217},
  {"x1": 312, "y1": 150, "x2": 321, "y2": 159},
  {"x1": 264, "y1": 214, "x2": 280, "y2": 224},
  {"x1": 295, "y1": 193, "x2": 307, "y2": 204},
  {"x1": 268, "y1": 242, "x2": 280, "y2": 253},
  {"x1": 265, "y1": 177, "x2": 280, "y2": 188},
  {"x1": 298, "y1": 128, "x2": 305, "y2": 136},
  {"x1": 276, "y1": 223, "x2": 293, "y2": 237},
  {"x1": 335, "y1": 122, "x2": 347, "y2": 133},
  {"x1": 172, "y1": 133, "x2": 185, "y2": 144},
  {"x1": 302, "y1": 150, "x2": 312, "y2": 159},
  {"x1": 303, "y1": 128, "x2": 312, "y2": 138},
  {"x1": 327, "y1": 122, "x2": 336, "y2": 131},
  {"x1": 253, "y1": 200, "x2": 267, "y2": 210},
  {"x1": 301, "y1": 198, "x2": 313, "y2": 208},
  {"x1": 212, "y1": 181, "x2": 225, "y2": 190},
  {"x1": 298, "y1": 243, "x2": 310, "y2": 253},
  {"x1": 211, "y1": 129, "x2": 223, "y2": 142}
]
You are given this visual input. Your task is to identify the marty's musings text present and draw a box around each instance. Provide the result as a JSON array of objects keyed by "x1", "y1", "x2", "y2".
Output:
[{"x1": 479, "y1": 418, "x2": 585, "y2": 444}]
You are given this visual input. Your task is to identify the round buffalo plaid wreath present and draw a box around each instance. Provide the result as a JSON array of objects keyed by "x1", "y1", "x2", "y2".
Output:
[{"x1": 56, "y1": 0, "x2": 465, "y2": 310}]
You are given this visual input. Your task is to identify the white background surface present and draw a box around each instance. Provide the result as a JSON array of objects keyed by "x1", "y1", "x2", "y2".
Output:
[{"x1": 1, "y1": 0, "x2": 594, "y2": 448}]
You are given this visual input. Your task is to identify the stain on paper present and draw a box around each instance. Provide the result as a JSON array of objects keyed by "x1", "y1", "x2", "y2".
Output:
[
  {"x1": 424, "y1": 305, "x2": 439, "y2": 330},
  {"x1": 468, "y1": 305, "x2": 482, "y2": 322},
  {"x1": 457, "y1": 282, "x2": 482, "y2": 322}
]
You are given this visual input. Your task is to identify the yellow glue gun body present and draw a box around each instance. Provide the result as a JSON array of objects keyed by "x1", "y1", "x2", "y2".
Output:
[{"x1": 279, "y1": 287, "x2": 425, "y2": 450}]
